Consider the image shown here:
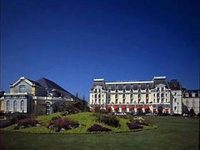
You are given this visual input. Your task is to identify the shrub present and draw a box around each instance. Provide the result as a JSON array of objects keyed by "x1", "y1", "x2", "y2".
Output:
[
  {"x1": 51, "y1": 116, "x2": 61, "y2": 121},
  {"x1": 127, "y1": 122, "x2": 143, "y2": 130},
  {"x1": 100, "y1": 109, "x2": 108, "y2": 114},
  {"x1": 130, "y1": 117, "x2": 149, "y2": 126},
  {"x1": 94, "y1": 106, "x2": 101, "y2": 113},
  {"x1": 48, "y1": 117, "x2": 79, "y2": 132},
  {"x1": 87, "y1": 124, "x2": 111, "y2": 132},
  {"x1": 0, "y1": 111, "x2": 4, "y2": 116},
  {"x1": 14, "y1": 118, "x2": 39, "y2": 130},
  {"x1": 95, "y1": 114, "x2": 120, "y2": 128},
  {"x1": 18, "y1": 118, "x2": 39, "y2": 127},
  {"x1": 107, "y1": 107, "x2": 112, "y2": 113},
  {"x1": 10, "y1": 113, "x2": 30, "y2": 124},
  {"x1": 0, "y1": 120, "x2": 12, "y2": 128}
]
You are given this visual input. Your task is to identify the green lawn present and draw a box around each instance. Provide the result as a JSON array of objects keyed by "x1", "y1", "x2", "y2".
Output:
[
  {"x1": 2, "y1": 112, "x2": 155, "y2": 133},
  {"x1": 0, "y1": 116, "x2": 199, "y2": 150}
]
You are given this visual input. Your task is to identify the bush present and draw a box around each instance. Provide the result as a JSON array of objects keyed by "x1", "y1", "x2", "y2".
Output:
[
  {"x1": 48, "y1": 117, "x2": 79, "y2": 132},
  {"x1": 100, "y1": 109, "x2": 108, "y2": 114},
  {"x1": 94, "y1": 106, "x2": 101, "y2": 113},
  {"x1": 127, "y1": 122, "x2": 143, "y2": 130},
  {"x1": 51, "y1": 116, "x2": 61, "y2": 121},
  {"x1": 18, "y1": 118, "x2": 39, "y2": 127},
  {"x1": 87, "y1": 124, "x2": 111, "y2": 132},
  {"x1": 130, "y1": 117, "x2": 149, "y2": 126},
  {"x1": 14, "y1": 118, "x2": 39, "y2": 130},
  {"x1": 0, "y1": 120, "x2": 12, "y2": 128},
  {"x1": 171, "y1": 114, "x2": 182, "y2": 117},
  {"x1": 0, "y1": 111, "x2": 4, "y2": 116},
  {"x1": 10, "y1": 113, "x2": 30, "y2": 124},
  {"x1": 95, "y1": 114, "x2": 120, "y2": 128}
]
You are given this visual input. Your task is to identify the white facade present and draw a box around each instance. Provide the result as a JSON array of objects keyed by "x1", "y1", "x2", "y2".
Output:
[
  {"x1": 1, "y1": 76, "x2": 79, "y2": 114},
  {"x1": 171, "y1": 90, "x2": 182, "y2": 114},
  {"x1": 4, "y1": 93, "x2": 28, "y2": 113},
  {"x1": 89, "y1": 76, "x2": 182, "y2": 114},
  {"x1": 182, "y1": 90, "x2": 200, "y2": 115}
]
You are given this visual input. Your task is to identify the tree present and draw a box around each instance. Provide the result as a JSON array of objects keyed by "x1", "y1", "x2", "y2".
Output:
[
  {"x1": 189, "y1": 108, "x2": 195, "y2": 117},
  {"x1": 157, "y1": 105, "x2": 163, "y2": 115}
]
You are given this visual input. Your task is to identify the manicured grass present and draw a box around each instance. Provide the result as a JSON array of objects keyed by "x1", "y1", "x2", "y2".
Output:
[{"x1": 0, "y1": 116, "x2": 199, "y2": 150}]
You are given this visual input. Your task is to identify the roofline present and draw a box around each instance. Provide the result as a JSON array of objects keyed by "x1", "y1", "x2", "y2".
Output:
[
  {"x1": 4, "y1": 92, "x2": 29, "y2": 95},
  {"x1": 11, "y1": 77, "x2": 35, "y2": 87},
  {"x1": 106, "y1": 81, "x2": 154, "y2": 85},
  {"x1": 94, "y1": 79, "x2": 105, "y2": 81},
  {"x1": 153, "y1": 76, "x2": 166, "y2": 80}
]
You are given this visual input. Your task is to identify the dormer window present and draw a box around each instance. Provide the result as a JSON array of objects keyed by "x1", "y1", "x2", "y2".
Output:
[{"x1": 19, "y1": 85, "x2": 26, "y2": 93}]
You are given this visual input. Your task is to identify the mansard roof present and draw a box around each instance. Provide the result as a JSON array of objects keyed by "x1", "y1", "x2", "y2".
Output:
[
  {"x1": 91, "y1": 76, "x2": 180, "y2": 91},
  {"x1": 105, "y1": 82, "x2": 155, "y2": 90},
  {"x1": 91, "y1": 79, "x2": 106, "y2": 90},
  {"x1": 168, "y1": 79, "x2": 181, "y2": 90},
  {"x1": 153, "y1": 77, "x2": 169, "y2": 88},
  {"x1": 183, "y1": 89, "x2": 200, "y2": 98}
]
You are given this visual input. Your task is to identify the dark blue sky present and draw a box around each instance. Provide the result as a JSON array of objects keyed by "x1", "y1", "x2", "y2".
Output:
[{"x1": 1, "y1": 0, "x2": 200, "y2": 99}]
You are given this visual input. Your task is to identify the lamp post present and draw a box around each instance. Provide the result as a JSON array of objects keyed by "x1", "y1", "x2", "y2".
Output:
[{"x1": 134, "y1": 100, "x2": 136, "y2": 114}]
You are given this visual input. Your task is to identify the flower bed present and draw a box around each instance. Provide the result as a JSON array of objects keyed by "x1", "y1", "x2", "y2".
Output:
[
  {"x1": 95, "y1": 114, "x2": 120, "y2": 128},
  {"x1": 130, "y1": 117, "x2": 150, "y2": 126},
  {"x1": 14, "y1": 118, "x2": 39, "y2": 130},
  {"x1": 87, "y1": 124, "x2": 111, "y2": 132},
  {"x1": 127, "y1": 122, "x2": 143, "y2": 129},
  {"x1": 48, "y1": 117, "x2": 79, "y2": 132}
]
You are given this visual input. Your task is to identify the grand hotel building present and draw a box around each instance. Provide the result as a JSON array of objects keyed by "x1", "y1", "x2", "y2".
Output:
[{"x1": 89, "y1": 76, "x2": 183, "y2": 114}]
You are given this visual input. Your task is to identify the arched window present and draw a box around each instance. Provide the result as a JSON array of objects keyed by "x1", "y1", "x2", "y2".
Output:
[
  {"x1": 6, "y1": 100, "x2": 10, "y2": 111},
  {"x1": 13, "y1": 100, "x2": 17, "y2": 112},
  {"x1": 174, "y1": 106, "x2": 176, "y2": 110},
  {"x1": 20, "y1": 100, "x2": 24, "y2": 111}
]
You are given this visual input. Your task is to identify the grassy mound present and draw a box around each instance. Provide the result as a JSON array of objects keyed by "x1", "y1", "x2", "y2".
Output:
[{"x1": 2, "y1": 112, "x2": 157, "y2": 134}]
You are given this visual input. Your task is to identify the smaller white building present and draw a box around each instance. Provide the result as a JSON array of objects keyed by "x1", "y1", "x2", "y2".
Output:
[
  {"x1": 1, "y1": 76, "x2": 81, "y2": 114},
  {"x1": 182, "y1": 90, "x2": 200, "y2": 115}
]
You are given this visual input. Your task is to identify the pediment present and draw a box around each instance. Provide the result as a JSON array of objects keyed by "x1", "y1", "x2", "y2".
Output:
[{"x1": 11, "y1": 77, "x2": 34, "y2": 87}]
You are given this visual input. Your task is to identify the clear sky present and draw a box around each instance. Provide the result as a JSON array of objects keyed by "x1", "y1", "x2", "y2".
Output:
[{"x1": 1, "y1": 0, "x2": 200, "y2": 99}]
